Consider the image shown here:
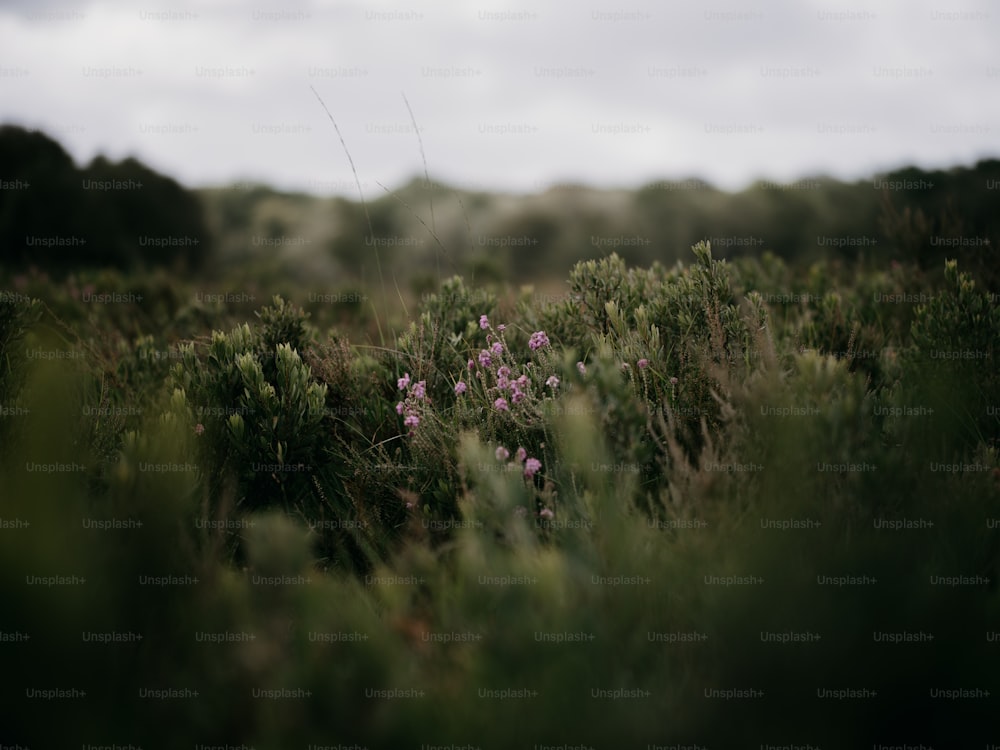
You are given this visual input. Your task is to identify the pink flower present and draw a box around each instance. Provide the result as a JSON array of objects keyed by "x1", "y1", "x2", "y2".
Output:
[
  {"x1": 403, "y1": 414, "x2": 420, "y2": 429},
  {"x1": 528, "y1": 331, "x2": 550, "y2": 351},
  {"x1": 397, "y1": 372, "x2": 411, "y2": 390},
  {"x1": 395, "y1": 402, "x2": 405, "y2": 415},
  {"x1": 538, "y1": 507, "x2": 554, "y2": 519},
  {"x1": 524, "y1": 458, "x2": 542, "y2": 478},
  {"x1": 512, "y1": 389, "x2": 525, "y2": 404},
  {"x1": 515, "y1": 447, "x2": 527, "y2": 463},
  {"x1": 494, "y1": 397, "x2": 509, "y2": 412},
  {"x1": 497, "y1": 375, "x2": 509, "y2": 390},
  {"x1": 546, "y1": 375, "x2": 559, "y2": 389},
  {"x1": 497, "y1": 366, "x2": 511, "y2": 378},
  {"x1": 495, "y1": 446, "x2": 510, "y2": 461},
  {"x1": 478, "y1": 350, "x2": 492, "y2": 367},
  {"x1": 412, "y1": 380, "x2": 426, "y2": 399},
  {"x1": 670, "y1": 376, "x2": 679, "y2": 385},
  {"x1": 516, "y1": 374, "x2": 529, "y2": 388},
  {"x1": 479, "y1": 314, "x2": 489, "y2": 329},
  {"x1": 577, "y1": 361, "x2": 586, "y2": 375},
  {"x1": 194, "y1": 423, "x2": 205, "y2": 436},
  {"x1": 454, "y1": 381, "x2": 467, "y2": 395},
  {"x1": 497, "y1": 324, "x2": 506, "y2": 332},
  {"x1": 638, "y1": 358, "x2": 649, "y2": 369},
  {"x1": 491, "y1": 341, "x2": 503, "y2": 356},
  {"x1": 468, "y1": 358, "x2": 475, "y2": 370}
]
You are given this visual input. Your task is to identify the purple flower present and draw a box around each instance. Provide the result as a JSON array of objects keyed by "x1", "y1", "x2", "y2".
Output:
[
  {"x1": 479, "y1": 314, "x2": 489, "y2": 330},
  {"x1": 412, "y1": 380, "x2": 426, "y2": 399},
  {"x1": 397, "y1": 372, "x2": 410, "y2": 390},
  {"x1": 497, "y1": 366, "x2": 511, "y2": 379},
  {"x1": 524, "y1": 458, "x2": 542, "y2": 478},
  {"x1": 512, "y1": 389, "x2": 525, "y2": 404},
  {"x1": 454, "y1": 381, "x2": 467, "y2": 395},
  {"x1": 468, "y1": 358, "x2": 475, "y2": 370},
  {"x1": 515, "y1": 447, "x2": 527, "y2": 463},
  {"x1": 478, "y1": 350, "x2": 492, "y2": 367},
  {"x1": 516, "y1": 374, "x2": 529, "y2": 388},
  {"x1": 497, "y1": 375, "x2": 509, "y2": 390},
  {"x1": 395, "y1": 402, "x2": 405, "y2": 415},
  {"x1": 538, "y1": 507, "x2": 554, "y2": 519},
  {"x1": 403, "y1": 414, "x2": 420, "y2": 429},
  {"x1": 546, "y1": 375, "x2": 560, "y2": 389},
  {"x1": 497, "y1": 324, "x2": 506, "y2": 332},
  {"x1": 491, "y1": 341, "x2": 503, "y2": 356},
  {"x1": 528, "y1": 331, "x2": 550, "y2": 351},
  {"x1": 638, "y1": 358, "x2": 649, "y2": 369},
  {"x1": 494, "y1": 397, "x2": 509, "y2": 412},
  {"x1": 577, "y1": 361, "x2": 586, "y2": 375},
  {"x1": 495, "y1": 446, "x2": 510, "y2": 461}
]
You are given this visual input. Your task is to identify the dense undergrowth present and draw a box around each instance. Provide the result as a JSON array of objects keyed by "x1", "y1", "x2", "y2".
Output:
[{"x1": 2, "y1": 242, "x2": 998, "y2": 745}]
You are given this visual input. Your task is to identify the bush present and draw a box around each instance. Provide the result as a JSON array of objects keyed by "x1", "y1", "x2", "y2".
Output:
[
  {"x1": 168, "y1": 297, "x2": 379, "y2": 569},
  {"x1": 0, "y1": 290, "x2": 42, "y2": 445},
  {"x1": 902, "y1": 258, "x2": 1000, "y2": 451}
]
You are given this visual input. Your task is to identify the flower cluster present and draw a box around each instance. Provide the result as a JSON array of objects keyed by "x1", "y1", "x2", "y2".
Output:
[
  {"x1": 497, "y1": 444, "x2": 555, "y2": 521},
  {"x1": 528, "y1": 330, "x2": 550, "y2": 351},
  {"x1": 468, "y1": 315, "x2": 560, "y2": 414},
  {"x1": 496, "y1": 443, "x2": 543, "y2": 479},
  {"x1": 395, "y1": 371, "x2": 429, "y2": 436}
]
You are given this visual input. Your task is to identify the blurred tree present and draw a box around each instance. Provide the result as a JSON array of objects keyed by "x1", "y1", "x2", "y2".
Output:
[{"x1": 0, "y1": 125, "x2": 212, "y2": 273}]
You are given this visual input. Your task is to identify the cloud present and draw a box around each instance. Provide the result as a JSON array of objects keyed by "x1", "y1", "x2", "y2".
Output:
[{"x1": 1, "y1": 0, "x2": 997, "y2": 195}]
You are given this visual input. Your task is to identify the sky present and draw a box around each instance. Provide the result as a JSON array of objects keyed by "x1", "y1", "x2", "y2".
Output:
[{"x1": 1, "y1": 0, "x2": 997, "y2": 197}]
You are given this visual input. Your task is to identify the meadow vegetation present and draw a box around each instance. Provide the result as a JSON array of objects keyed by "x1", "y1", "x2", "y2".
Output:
[{"x1": 2, "y1": 229, "x2": 998, "y2": 743}]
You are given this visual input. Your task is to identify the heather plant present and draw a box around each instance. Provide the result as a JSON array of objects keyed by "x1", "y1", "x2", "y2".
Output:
[
  {"x1": 520, "y1": 243, "x2": 772, "y2": 507},
  {"x1": 395, "y1": 275, "x2": 497, "y2": 404}
]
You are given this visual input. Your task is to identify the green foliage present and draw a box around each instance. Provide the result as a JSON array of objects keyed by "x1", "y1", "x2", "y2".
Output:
[
  {"x1": 0, "y1": 290, "x2": 42, "y2": 403},
  {"x1": 167, "y1": 298, "x2": 361, "y2": 569},
  {"x1": 4, "y1": 246, "x2": 999, "y2": 745},
  {"x1": 903, "y1": 259, "x2": 1000, "y2": 449},
  {"x1": 0, "y1": 290, "x2": 42, "y2": 445},
  {"x1": 524, "y1": 244, "x2": 770, "y2": 502}
]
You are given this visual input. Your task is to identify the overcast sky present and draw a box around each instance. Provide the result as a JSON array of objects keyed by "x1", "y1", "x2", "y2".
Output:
[{"x1": 1, "y1": 0, "x2": 997, "y2": 196}]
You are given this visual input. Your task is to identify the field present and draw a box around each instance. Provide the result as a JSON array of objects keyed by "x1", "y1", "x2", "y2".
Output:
[{"x1": 3, "y1": 222, "x2": 999, "y2": 745}]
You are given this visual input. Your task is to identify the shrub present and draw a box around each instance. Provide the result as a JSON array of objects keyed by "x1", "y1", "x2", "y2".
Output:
[
  {"x1": 0, "y1": 290, "x2": 42, "y2": 432},
  {"x1": 168, "y1": 297, "x2": 370, "y2": 568},
  {"x1": 902, "y1": 258, "x2": 1000, "y2": 451}
]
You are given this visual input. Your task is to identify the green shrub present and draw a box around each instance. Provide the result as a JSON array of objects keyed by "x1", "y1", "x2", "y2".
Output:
[
  {"x1": 167, "y1": 297, "x2": 377, "y2": 569},
  {"x1": 0, "y1": 290, "x2": 42, "y2": 445},
  {"x1": 904, "y1": 258, "x2": 1000, "y2": 451}
]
